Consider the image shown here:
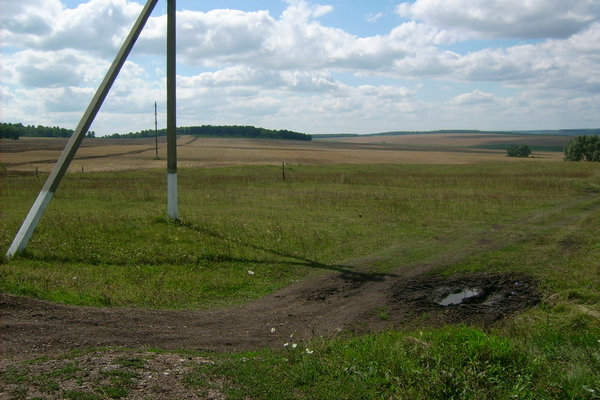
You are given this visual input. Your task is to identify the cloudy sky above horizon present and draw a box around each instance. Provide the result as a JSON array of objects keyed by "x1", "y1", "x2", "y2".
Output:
[{"x1": 2, "y1": 0, "x2": 600, "y2": 136}]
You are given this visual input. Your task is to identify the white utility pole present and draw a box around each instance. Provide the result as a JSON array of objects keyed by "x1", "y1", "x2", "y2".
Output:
[{"x1": 166, "y1": 0, "x2": 178, "y2": 220}]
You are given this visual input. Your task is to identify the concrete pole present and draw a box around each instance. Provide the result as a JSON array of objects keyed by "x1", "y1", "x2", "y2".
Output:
[
  {"x1": 4, "y1": 0, "x2": 159, "y2": 260},
  {"x1": 166, "y1": 0, "x2": 178, "y2": 219}
]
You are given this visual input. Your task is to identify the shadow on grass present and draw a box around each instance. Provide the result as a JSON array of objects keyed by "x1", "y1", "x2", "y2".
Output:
[
  {"x1": 175, "y1": 218, "x2": 397, "y2": 283},
  {"x1": 14, "y1": 217, "x2": 396, "y2": 283}
]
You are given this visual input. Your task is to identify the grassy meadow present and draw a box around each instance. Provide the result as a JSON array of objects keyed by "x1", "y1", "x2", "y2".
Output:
[
  {"x1": 1, "y1": 161, "x2": 597, "y2": 308},
  {"x1": 1, "y1": 153, "x2": 600, "y2": 398}
]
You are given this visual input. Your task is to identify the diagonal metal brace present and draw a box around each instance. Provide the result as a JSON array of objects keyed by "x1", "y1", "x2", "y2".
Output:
[{"x1": 5, "y1": 0, "x2": 159, "y2": 260}]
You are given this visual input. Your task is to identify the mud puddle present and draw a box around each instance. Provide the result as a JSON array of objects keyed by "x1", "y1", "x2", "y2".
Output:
[{"x1": 390, "y1": 272, "x2": 541, "y2": 326}]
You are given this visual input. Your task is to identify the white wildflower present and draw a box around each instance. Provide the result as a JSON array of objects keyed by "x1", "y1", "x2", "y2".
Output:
[
  {"x1": 292, "y1": 343, "x2": 298, "y2": 349},
  {"x1": 270, "y1": 327, "x2": 276, "y2": 333},
  {"x1": 306, "y1": 349, "x2": 313, "y2": 354},
  {"x1": 248, "y1": 270, "x2": 255, "y2": 275}
]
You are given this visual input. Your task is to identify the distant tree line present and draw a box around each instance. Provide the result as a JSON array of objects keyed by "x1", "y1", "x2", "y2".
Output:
[
  {"x1": 1, "y1": 122, "x2": 311, "y2": 141},
  {"x1": 1, "y1": 122, "x2": 74, "y2": 139},
  {"x1": 0, "y1": 122, "x2": 96, "y2": 139},
  {"x1": 107, "y1": 125, "x2": 312, "y2": 141},
  {"x1": 564, "y1": 135, "x2": 600, "y2": 161}
]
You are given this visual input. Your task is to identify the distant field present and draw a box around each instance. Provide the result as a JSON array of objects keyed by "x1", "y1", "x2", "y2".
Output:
[
  {"x1": 0, "y1": 133, "x2": 570, "y2": 172},
  {"x1": 316, "y1": 133, "x2": 572, "y2": 148}
]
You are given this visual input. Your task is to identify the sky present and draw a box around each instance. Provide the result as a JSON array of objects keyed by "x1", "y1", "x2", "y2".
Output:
[{"x1": 1, "y1": 0, "x2": 600, "y2": 136}]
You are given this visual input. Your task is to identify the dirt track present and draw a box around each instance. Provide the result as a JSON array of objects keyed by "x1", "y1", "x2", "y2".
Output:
[
  {"x1": 1, "y1": 266, "x2": 542, "y2": 399},
  {"x1": 0, "y1": 264, "x2": 540, "y2": 362}
]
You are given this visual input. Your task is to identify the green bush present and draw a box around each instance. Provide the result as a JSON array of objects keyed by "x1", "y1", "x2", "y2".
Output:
[{"x1": 507, "y1": 144, "x2": 532, "y2": 158}]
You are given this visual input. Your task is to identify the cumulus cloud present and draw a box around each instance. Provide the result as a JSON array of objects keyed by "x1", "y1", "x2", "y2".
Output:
[
  {"x1": 396, "y1": 0, "x2": 600, "y2": 39},
  {"x1": 174, "y1": 9, "x2": 275, "y2": 66},
  {"x1": 2, "y1": 0, "x2": 600, "y2": 134},
  {"x1": 1, "y1": 0, "x2": 143, "y2": 55},
  {"x1": 446, "y1": 23, "x2": 600, "y2": 95},
  {"x1": 2, "y1": 50, "x2": 108, "y2": 87},
  {"x1": 44, "y1": 87, "x2": 95, "y2": 112},
  {"x1": 0, "y1": 0, "x2": 63, "y2": 37},
  {"x1": 3, "y1": 49, "x2": 109, "y2": 88},
  {"x1": 450, "y1": 90, "x2": 498, "y2": 105}
]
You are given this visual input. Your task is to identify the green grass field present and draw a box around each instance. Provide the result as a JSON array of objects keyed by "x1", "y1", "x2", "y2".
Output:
[
  {"x1": 2, "y1": 161, "x2": 600, "y2": 398},
  {"x1": 1, "y1": 162, "x2": 596, "y2": 308}
]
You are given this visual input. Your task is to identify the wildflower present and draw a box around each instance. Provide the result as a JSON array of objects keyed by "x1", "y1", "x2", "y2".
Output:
[
  {"x1": 306, "y1": 349, "x2": 313, "y2": 354},
  {"x1": 292, "y1": 343, "x2": 298, "y2": 349},
  {"x1": 270, "y1": 327, "x2": 276, "y2": 333},
  {"x1": 283, "y1": 343, "x2": 289, "y2": 347},
  {"x1": 248, "y1": 270, "x2": 255, "y2": 275}
]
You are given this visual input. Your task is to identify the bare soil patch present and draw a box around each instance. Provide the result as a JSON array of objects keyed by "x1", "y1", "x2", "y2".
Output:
[{"x1": 1, "y1": 267, "x2": 540, "y2": 359}]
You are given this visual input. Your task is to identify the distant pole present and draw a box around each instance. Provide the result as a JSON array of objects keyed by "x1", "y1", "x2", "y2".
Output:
[
  {"x1": 282, "y1": 162, "x2": 285, "y2": 180},
  {"x1": 4, "y1": 0, "x2": 159, "y2": 260},
  {"x1": 166, "y1": 0, "x2": 178, "y2": 219},
  {"x1": 154, "y1": 102, "x2": 158, "y2": 159}
]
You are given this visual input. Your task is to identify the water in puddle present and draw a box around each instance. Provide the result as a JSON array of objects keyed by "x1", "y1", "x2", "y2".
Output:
[{"x1": 439, "y1": 289, "x2": 480, "y2": 306}]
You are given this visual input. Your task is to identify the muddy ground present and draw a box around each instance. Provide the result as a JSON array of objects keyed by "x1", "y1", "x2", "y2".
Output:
[{"x1": 0, "y1": 267, "x2": 541, "y2": 399}]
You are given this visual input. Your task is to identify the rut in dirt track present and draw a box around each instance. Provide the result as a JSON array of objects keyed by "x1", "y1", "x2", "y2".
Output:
[{"x1": 0, "y1": 267, "x2": 403, "y2": 360}]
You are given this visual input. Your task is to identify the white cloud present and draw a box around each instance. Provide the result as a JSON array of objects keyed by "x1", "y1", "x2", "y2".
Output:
[
  {"x1": 446, "y1": 23, "x2": 600, "y2": 96},
  {"x1": 3, "y1": 49, "x2": 109, "y2": 88},
  {"x1": 44, "y1": 87, "x2": 95, "y2": 112},
  {"x1": 366, "y1": 12, "x2": 384, "y2": 23},
  {"x1": 1, "y1": 0, "x2": 142, "y2": 55},
  {"x1": 281, "y1": 71, "x2": 338, "y2": 92},
  {"x1": 1, "y1": 0, "x2": 599, "y2": 134},
  {"x1": 396, "y1": 0, "x2": 600, "y2": 39},
  {"x1": 0, "y1": 0, "x2": 63, "y2": 37},
  {"x1": 283, "y1": 0, "x2": 333, "y2": 19},
  {"x1": 174, "y1": 9, "x2": 276, "y2": 66},
  {"x1": 450, "y1": 90, "x2": 498, "y2": 105}
]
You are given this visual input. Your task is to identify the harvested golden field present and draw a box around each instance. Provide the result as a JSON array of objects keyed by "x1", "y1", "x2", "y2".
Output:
[{"x1": 0, "y1": 133, "x2": 569, "y2": 172}]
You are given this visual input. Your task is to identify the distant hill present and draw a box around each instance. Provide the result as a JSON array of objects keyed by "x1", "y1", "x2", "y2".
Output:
[{"x1": 315, "y1": 129, "x2": 600, "y2": 138}]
